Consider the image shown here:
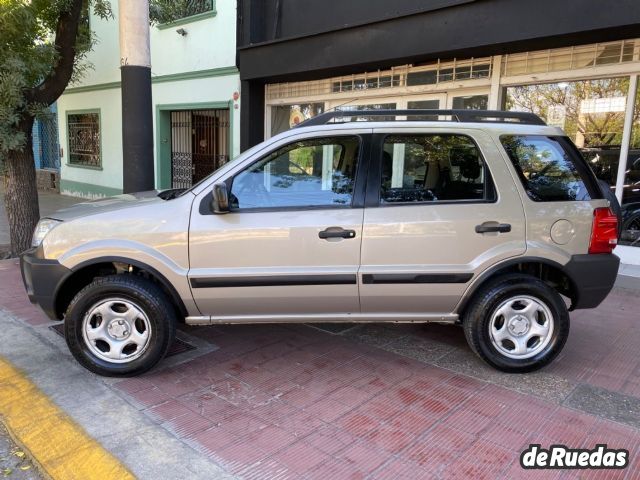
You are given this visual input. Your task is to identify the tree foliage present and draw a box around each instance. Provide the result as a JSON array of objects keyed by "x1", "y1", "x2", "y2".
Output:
[
  {"x1": 506, "y1": 78, "x2": 640, "y2": 149},
  {"x1": 0, "y1": 0, "x2": 112, "y2": 160}
]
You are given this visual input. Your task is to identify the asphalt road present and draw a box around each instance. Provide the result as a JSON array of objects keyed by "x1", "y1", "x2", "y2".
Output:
[{"x1": 0, "y1": 424, "x2": 40, "y2": 480}]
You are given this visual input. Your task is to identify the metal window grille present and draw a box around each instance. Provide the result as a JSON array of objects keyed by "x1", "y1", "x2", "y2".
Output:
[
  {"x1": 503, "y1": 40, "x2": 638, "y2": 77},
  {"x1": 265, "y1": 57, "x2": 493, "y2": 100},
  {"x1": 67, "y1": 113, "x2": 101, "y2": 168},
  {"x1": 171, "y1": 109, "x2": 230, "y2": 189},
  {"x1": 159, "y1": 0, "x2": 213, "y2": 22},
  {"x1": 266, "y1": 39, "x2": 639, "y2": 103}
]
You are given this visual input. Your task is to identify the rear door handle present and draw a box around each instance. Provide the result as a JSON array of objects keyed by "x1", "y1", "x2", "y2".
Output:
[
  {"x1": 319, "y1": 227, "x2": 357, "y2": 239},
  {"x1": 475, "y1": 223, "x2": 512, "y2": 234}
]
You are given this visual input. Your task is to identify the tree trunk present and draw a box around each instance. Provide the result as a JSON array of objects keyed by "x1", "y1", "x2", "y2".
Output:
[{"x1": 2, "y1": 117, "x2": 40, "y2": 256}]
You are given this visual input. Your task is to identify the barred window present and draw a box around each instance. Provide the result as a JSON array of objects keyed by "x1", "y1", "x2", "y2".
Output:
[
  {"x1": 67, "y1": 112, "x2": 101, "y2": 168},
  {"x1": 154, "y1": 0, "x2": 214, "y2": 24}
]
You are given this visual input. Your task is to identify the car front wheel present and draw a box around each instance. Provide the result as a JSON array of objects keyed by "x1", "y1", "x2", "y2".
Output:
[
  {"x1": 463, "y1": 273, "x2": 570, "y2": 373},
  {"x1": 64, "y1": 275, "x2": 176, "y2": 377}
]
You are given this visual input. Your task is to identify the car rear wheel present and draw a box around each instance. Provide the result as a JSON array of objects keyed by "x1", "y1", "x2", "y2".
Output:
[
  {"x1": 463, "y1": 273, "x2": 569, "y2": 373},
  {"x1": 64, "y1": 275, "x2": 176, "y2": 377}
]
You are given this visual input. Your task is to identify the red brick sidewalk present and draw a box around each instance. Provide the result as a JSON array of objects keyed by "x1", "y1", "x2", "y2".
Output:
[{"x1": 1, "y1": 258, "x2": 639, "y2": 479}]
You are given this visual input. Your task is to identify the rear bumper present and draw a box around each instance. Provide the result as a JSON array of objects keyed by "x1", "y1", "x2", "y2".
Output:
[
  {"x1": 20, "y1": 247, "x2": 71, "y2": 320},
  {"x1": 565, "y1": 253, "x2": 620, "y2": 309}
]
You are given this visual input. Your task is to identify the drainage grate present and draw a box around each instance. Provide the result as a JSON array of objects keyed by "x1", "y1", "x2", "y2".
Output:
[
  {"x1": 307, "y1": 323, "x2": 359, "y2": 335},
  {"x1": 49, "y1": 324, "x2": 196, "y2": 358}
]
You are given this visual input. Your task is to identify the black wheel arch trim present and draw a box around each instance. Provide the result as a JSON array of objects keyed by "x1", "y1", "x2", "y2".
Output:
[
  {"x1": 65, "y1": 256, "x2": 189, "y2": 318},
  {"x1": 455, "y1": 254, "x2": 619, "y2": 315}
]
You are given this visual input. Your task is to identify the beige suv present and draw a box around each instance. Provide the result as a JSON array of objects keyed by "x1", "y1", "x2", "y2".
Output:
[{"x1": 21, "y1": 110, "x2": 620, "y2": 377}]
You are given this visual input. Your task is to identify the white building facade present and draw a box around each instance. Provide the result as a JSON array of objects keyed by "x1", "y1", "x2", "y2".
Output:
[{"x1": 57, "y1": 0, "x2": 240, "y2": 198}]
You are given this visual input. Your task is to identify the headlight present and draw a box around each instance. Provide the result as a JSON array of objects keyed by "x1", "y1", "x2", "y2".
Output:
[{"x1": 31, "y1": 219, "x2": 62, "y2": 247}]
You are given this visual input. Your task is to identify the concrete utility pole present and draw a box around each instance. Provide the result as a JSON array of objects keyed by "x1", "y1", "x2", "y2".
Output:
[{"x1": 119, "y1": 0, "x2": 154, "y2": 193}]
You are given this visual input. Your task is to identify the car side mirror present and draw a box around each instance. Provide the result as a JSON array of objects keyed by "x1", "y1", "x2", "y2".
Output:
[{"x1": 211, "y1": 182, "x2": 230, "y2": 214}]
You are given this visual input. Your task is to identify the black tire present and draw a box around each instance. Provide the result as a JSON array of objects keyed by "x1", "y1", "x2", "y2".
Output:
[
  {"x1": 64, "y1": 275, "x2": 176, "y2": 377},
  {"x1": 463, "y1": 273, "x2": 569, "y2": 373},
  {"x1": 621, "y1": 212, "x2": 640, "y2": 244}
]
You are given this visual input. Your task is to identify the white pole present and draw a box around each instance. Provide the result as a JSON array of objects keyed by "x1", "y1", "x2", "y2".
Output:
[
  {"x1": 489, "y1": 55, "x2": 503, "y2": 110},
  {"x1": 322, "y1": 145, "x2": 334, "y2": 190},
  {"x1": 614, "y1": 75, "x2": 638, "y2": 205},
  {"x1": 119, "y1": 0, "x2": 151, "y2": 68},
  {"x1": 391, "y1": 144, "x2": 405, "y2": 188}
]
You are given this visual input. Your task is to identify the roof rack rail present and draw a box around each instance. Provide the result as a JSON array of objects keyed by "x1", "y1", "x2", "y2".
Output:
[{"x1": 296, "y1": 109, "x2": 546, "y2": 128}]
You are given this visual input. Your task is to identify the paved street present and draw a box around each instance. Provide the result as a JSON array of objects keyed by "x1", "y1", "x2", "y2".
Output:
[
  {"x1": 0, "y1": 186, "x2": 81, "y2": 255},
  {"x1": 0, "y1": 423, "x2": 39, "y2": 480},
  {"x1": 1, "y1": 257, "x2": 639, "y2": 479}
]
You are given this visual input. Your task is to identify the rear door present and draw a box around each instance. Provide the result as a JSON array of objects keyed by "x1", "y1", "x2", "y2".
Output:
[{"x1": 359, "y1": 128, "x2": 526, "y2": 317}]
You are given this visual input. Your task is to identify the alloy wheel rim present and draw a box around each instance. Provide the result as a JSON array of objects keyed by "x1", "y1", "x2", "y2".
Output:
[
  {"x1": 489, "y1": 295, "x2": 555, "y2": 360},
  {"x1": 81, "y1": 298, "x2": 152, "y2": 364}
]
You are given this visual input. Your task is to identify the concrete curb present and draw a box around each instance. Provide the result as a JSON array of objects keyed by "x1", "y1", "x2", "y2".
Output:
[{"x1": 0, "y1": 308, "x2": 235, "y2": 480}]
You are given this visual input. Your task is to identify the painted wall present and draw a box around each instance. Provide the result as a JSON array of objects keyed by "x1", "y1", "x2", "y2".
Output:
[
  {"x1": 150, "y1": 2, "x2": 237, "y2": 76},
  {"x1": 57, "y1": 0, "x2": 239, "y2": 198},
  {"x1": 58, "y1": 89, "x2": 124, "y2": 197},
  {"x1": 75, "y1": 1, "x2": 236, "y2": 87}
]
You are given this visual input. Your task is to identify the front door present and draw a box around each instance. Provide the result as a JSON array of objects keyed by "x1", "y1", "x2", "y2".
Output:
[
  {"x1": 359, "y1": 128, "x2": 526, "y2": 317},
  {"x1": 171, "y1": 109, "x2": 230, "y2": 189},
  {"x1": 188, "y1": 132, "x2": 369, "y2": 320}
]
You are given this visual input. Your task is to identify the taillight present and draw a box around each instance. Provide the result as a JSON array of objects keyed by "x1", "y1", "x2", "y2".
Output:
[{"x1": 589, "y1": 207, "x2": 618, "y2": 254}]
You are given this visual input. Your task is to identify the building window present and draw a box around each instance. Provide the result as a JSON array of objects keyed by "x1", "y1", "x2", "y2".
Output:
[
  {"x1": 332, "y1": 75, "x2": 401, "y2": 93},
  {"x1": 452, "y1": 95, "x2": 488, "y2": 110},
  {"x1": 505, "y1": 78, "x2": 630, "y2": 184},
  {"x1": 153, "y1": 0, "x2": 214, "y2": 24},
  {"x1": 406, "y1": 63, "x2": 490, "y2": 87},
  {"x1": 271, "y1": 103, "x2": 324, "y2": 137},
  {"x1": 67, "y1": 112, "x2": 101, "y2": 168},
  {"x1": 335, "y1": 103, "x2": 397, "y2": 122}
]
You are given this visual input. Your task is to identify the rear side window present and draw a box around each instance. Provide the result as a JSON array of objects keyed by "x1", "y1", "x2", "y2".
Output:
[
  {"x1": 500, "y1": 135, "x2": 594, "y2": 202},
  {"x1": 380, "y1": 134, "x2": 495, "y2": 204}
]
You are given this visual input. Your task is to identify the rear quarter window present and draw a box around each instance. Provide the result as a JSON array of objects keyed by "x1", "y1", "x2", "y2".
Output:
[{"x1": 500, "y1": 135, "x2": 597, "y2": 202}]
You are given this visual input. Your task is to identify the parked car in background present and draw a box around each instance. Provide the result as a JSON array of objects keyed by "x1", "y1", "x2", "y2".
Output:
[
  {"x1": 580, "y1": 147, "x2": 640, "y2": 245},
  {"x1": 21, "y1": 110, "x2": 620, "y2": 377}
]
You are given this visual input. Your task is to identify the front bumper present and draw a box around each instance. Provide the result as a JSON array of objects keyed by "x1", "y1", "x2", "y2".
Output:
[
  {"x1": 20, "y1": 247, "x2": 71, "y2": 320},
  {"x1": 564, "y1": 253, "x2": 620, "y2": 309}
]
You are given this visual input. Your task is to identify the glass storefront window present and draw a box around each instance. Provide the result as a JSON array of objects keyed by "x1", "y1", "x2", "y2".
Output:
[
  {"x1": 506, "y1": 77, "x2": 640, "y2": 247},
  {"x1": 620, "y1": 86, "x2": 640, "y2": 246},
  {"x1": 271, "y1": 103, "x2": 324, "y2": 137},
  {"x1": 452, "y1": 95, "x2": 488, "y2": 110},
  {"x1": 335, "y1": 103, "x2": 397, "y2": 122}
]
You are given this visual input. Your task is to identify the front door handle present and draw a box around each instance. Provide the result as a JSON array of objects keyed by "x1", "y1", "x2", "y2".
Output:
[
  {"x1": 319, "y1": 227, "x2": 357, "y2": 239},
  {"x1": 475, "y1": 223, "x2": 512, "y2": 234}
]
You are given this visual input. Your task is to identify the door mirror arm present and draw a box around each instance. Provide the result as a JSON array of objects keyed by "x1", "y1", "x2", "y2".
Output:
[{"x1": 211, "y1": 182, "x2": 230, "y2": 214}]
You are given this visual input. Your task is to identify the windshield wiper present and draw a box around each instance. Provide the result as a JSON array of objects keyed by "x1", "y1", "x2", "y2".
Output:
[{"x1": 157, "y1": 188, "x2": 186, "y2": 200}]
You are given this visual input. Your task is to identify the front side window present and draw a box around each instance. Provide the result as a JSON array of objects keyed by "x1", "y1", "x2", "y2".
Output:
[
  {"x1": 230, "y1": 136, "x2": 360, "y2": 210},
  {"x1": 380, "y1": 134, "x2": 493, "y2": 204},
  {"x1": 67, "y1": 112, "x2": 101, "y2": 168},
  {"x1": 501, "y1": 135, "x2": 592, "y2": 202}
]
